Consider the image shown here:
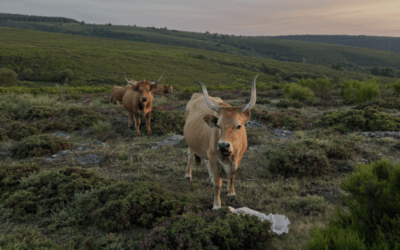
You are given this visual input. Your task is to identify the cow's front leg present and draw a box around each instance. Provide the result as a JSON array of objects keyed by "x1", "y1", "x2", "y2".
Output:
[
  {"x1": 227, "y1": 164, "x2": 237, "y2": 199},
  {"x1": 145, "y1": 112, "x2": 152, "y2": 134},
  {"x1": 204, "y1": 160, "x2": 214, "y2": 185},
  {"x1": 209, "y1": 159, "x2": 222, "y2": 210},
  {"x1": 184, "y1": 150, "x2": 194, "y2": 181},
  {"x1": 135, "y1": 113, "x2": 141, "y2": 135}
]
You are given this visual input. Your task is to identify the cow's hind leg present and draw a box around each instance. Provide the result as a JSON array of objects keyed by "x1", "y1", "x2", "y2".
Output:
[
  {"x1": 145, "y1": 112, "x2": 152, "y2": 134},
  {"x1": 128, "y1": 113, "x2": 133, "y2": 128},
  {"x1": 184, "y1": 150, "x2": 194, "y2": 182}
]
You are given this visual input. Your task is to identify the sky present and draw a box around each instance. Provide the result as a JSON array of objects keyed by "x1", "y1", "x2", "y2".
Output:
[{"x1": 1, "y1": 0, "x2": 400, "y2": 37}]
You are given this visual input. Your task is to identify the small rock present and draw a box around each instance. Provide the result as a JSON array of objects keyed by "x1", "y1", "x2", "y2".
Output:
[
  {"x1": 270, "y1": 129, "x2": 294, "y2": 138},
  {"x1": 177, "y1": 106, "x2": 186, "y2": 112},
  {"x1": 52, "y1": 154, "x2": 58, "y2": 158},
  {"x1": 248, "y1": 146, "x2": 264, "y2": 151},
  {"x1": 76, "y1": 146, "x2": 94, "y2": 151},
  {"x1": 76, "y1": 154, "x2": 102, "y2": 165},
  {"x1": 52, "y1": 132, "x2": 71, "y2": 138},
  {"x1": 246, "y1": 120, "x2": 263, "y2": 128},
  {"x1": 91, "y1": 140, "x2": 110, "y2": 149},
  {"x1": 152, "y1": 135, "x2": 185, "y2": 149}
]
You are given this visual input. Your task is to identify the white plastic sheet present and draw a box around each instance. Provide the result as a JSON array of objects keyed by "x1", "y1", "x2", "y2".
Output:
[{"x1": 228, "y1": 207, "x2": 290, "y2": 235}]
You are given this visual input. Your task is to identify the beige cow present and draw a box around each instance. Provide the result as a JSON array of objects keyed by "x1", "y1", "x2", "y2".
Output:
[
  {"x1": 183, "y1": 75, "x2": 258, "y2": 210},
  {"x1": 151, "y1": 84, "x2": 173, "y2": 99},
  {"x1": 121, "y1": 73, "x2": 163, "y2": 135}
]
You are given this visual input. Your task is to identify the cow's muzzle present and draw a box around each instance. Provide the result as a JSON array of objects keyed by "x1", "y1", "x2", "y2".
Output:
[
  {"x1": 141, "y1": 97, "x2": 148, "y2": 102},
  {"x1": 217, "y1": 142, "x2": 232, "y2": 157}
]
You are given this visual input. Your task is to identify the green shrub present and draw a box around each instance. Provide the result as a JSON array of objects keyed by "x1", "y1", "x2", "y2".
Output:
[
  {"x1": 0, "y1": 68, "x2": 18, "y2": 86},
  {"x1": 92, "y1": 120, "x2": 111, "y2": 138},
  {"x1": 305, "y1": 159, "x2": 400, "y2": 250},
  {"x1": 149, "y1": 110, "x2": 186, "y2": 135},
  {"x1": 11, "y1": 134, "x2": 70, "y2": 159},
  {"x1": 393, "y1": 81, "x2": 400, "y2": 94},
  {"x1": 283, "y1": 83, "x2": 315, "y2": 102},
  {"x1": 24, "y1": 106, "x2": 59, "y2": 120},
  {"x1": 18, "y1": 68, "x2": 34, "y2": 81},
  {"x1": 1, "y1": 167, "x2": 111, "y2": 220},
  {"x1": 0, "y1": 128, "x2": 8, "y2": 141},
  {"x1": 0, "y1": 229, "x2": 64, "y2": 250},
  {"x1": 141, "y1": 207, "x2": 273, "y2": 250},
  {"x1": 8, "y1": 121, "x2": 40, "y2": 141},
  {"x1": 341, "y1": 80, "x2": 379, "y2": 104},
  {"x1": 320, "y1": 107, "x2": 400, "y2": 132},
  {"x1": 268, "y1": 142, "x2": 331, "y2": 177},
  {"x1": 50, "y1": 181, "x2": 197, "y2": 231},
  {"x1": 0, "y1": 160, "x2": 40, "y2": 194},
  {"x1": 299, "y1": 78, "x2": 334, "y2": 99},
  {"x1": 58, "y1": 69, "x2": 74, "y2": 82},
  {"x1": 252, "y1": 109, "x2": 308, "y2": 131},
  {"x1": 276, "y1": 99, "x2": 304, "y2": 108}
]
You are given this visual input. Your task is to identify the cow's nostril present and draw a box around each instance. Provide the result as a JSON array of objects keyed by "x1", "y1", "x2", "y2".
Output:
[
  {"x1": 142, "y1": 97, "x2": 147, "y2": 102},
  {"x1": 218, "y1": 142, "x2": 230, "y2": 150}
]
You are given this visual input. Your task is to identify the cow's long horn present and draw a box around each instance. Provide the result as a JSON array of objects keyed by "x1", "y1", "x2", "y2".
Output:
[
  {"x1": 151, "y1": 71, "x2": 164, "y2": 84},
  {"x1": 124, "y1": 74, "x2": 137, "y2": 85},
  {"x1": 195, "y1": 81, "x2": 220, "y2": 113},
  {"x1": 242, "y1": 75, "x2": 259, "y2": 112}
]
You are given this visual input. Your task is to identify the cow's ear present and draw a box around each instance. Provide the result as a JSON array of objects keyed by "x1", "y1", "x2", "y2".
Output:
[
  {"x1": 130, "y1": 85, "x2": 138, "y2": 91},
  {"x1": 243, "y1": 110, "x2": 251, "y2": 124},
  {"x1": 204, "y1": 114, "x2": 218, "y2": 128},
  {"x1": 150, "y1": 84, "x2": 158, "y2": 90}
]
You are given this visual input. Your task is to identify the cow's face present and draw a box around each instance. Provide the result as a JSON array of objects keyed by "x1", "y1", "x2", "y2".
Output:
[
  {"x1": 204, "y1": 107, "x2": 251, "y2": 157},
  {"x1": 166, "y1": 85, "x2": 173, "y2": 93},
  {"x1": 131, "y1": 80, "x2": 157, "y2": 106}
]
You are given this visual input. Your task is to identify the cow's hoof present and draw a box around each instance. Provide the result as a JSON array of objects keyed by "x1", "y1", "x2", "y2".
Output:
[
  {"x1": 212, "y1": 205, "x2": 221, "y2": 210},
  {"x1": 184, "y1": 176, "x2": 192, "y2": 182},
  {"x1": 147, "y1": 131, "x2": 152, "y2": 135}
]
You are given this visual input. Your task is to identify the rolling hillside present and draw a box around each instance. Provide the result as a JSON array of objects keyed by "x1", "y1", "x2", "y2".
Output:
[
  {"x1": 1, "y1": 13, "x2": 400, "y2": 76},
  {"x1": 0, "y1": 28, "x2": 397, "y2": 89}
]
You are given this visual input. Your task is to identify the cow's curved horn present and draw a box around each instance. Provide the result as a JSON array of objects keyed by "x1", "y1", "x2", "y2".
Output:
[
  {"x1": 124, "y1": 74, "x2": 137, "y2": 85},
  {"x1": 151, "y1": 71, "x2": 164, "y2": 84},
  {"x1": 195, "y1": 81, "x2": 220, "y2": 113},
  {"x1": 242, "y1": 75, "x2": 259, "y2": 112}
]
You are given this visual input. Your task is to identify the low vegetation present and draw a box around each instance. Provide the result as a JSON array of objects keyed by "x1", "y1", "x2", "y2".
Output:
[{"x1": 305, "y1": 159, "x2": 400, "y2": 250}]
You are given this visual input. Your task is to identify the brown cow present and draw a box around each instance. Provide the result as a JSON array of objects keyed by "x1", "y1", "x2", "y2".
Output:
[
  {"x1": 183, "y1": 75, "x2": 258, "y2": 210},
  {"x1": 151, "y1": 84, "x2": 173, "y2": 99},
  {"x1": 110, "y1": 78, "x2": 136, "y2": 107},
  {"x1": 121, "y1": 73, "x2": 163, "y2": 135}
]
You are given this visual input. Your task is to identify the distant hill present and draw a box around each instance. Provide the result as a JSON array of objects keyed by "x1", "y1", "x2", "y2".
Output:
[
  {"x1": 0, "y1": 13, "x2": 79, "y2": 24},
  {"x1": 259, "y1": 35, "x2": 400, "y2": 53},
  {"x1": 2, "y1": 28, "x2": 395, "y2": 88},
  {"x1": 1, "y1": 13, "x2": 400, "y2": 78}
]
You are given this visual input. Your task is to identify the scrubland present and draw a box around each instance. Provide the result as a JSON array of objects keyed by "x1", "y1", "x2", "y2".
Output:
[{"x1": 1, "y1": 28, "x2": 400, "y2": 249}]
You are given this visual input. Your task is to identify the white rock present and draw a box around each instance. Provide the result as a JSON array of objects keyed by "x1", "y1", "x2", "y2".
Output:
[{"x1": 228, "y1": 206, "x2": 290, "y2": 235}]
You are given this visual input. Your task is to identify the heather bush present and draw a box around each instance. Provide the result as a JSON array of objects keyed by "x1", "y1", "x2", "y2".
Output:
[
  {"x1": 320, "y1": 107, "x2": 400, "y2": 133},
  {"x1": 149, "y1": 110, "x2": 186, "y2": 135},
  {"x1": 0, "y1": 68, "x2": 18, "y2": 86},
  {"x1": 49, "y1": 182, "x2": 198, "y2": 231},
  {"x1": 140, "y1": 207, "x2": 273, "y2": 250},
  {"x1": 252, "y1": 109, "x2": 308, "y2": 131},
  {"x1": 268, "y1": 138, "x2": 356, "y2": 177},
  {"x1": 7, "y1": 121, "x2": 40, "y2": 141},
  {"x1": 299, "y1": 78, "x2": 334, "y2": 99},
  {"x1": 92, "y1": 120, "x2": 111, "y2": 138},
  {"x1": 341, "y1": 80, "x2": 379, "y2": 103},
  {"x1": 0, "y1": 160, "x2": 40, "y2": 194},
  {"x1": 393, "y1": 81, "x2": 400, "y2": 94},
  {"x1": 11, "y1": 134, "x2": 70, "y2": 159},
  {"x1": 0, "y1": 128, "x2": 8, "y2": 141},
  {"x1": 1, "y1": 167, "x2": 111, "y2": 220},
  {"x1": 18, "y1": 68, "x2": 34, "y2": 81},
  {"x1": 58, "y1": 69, "x2": 74, "y2": 82},
  {"x1": 305, "y1": 159, "x2": 400, "y2": 250},
  {"x1": 0, "y1": 229, "x2": 64, "y2": 250},
  {"x1": 276, "y1": 99, "x2": 304, "y2": 108},
  {"x1": 283, "y1": 83, "x2": 315, "y2": 102}
]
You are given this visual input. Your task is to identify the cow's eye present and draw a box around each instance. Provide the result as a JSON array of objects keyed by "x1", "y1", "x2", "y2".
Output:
[{"x1": 237, "y1": 125, "x2": 242, "y2": 130}]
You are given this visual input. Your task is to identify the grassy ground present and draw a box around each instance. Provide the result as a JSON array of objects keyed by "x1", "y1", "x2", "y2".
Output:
[{"x1": 1, "y1": 83, "x2": 400, "y2": 249}]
